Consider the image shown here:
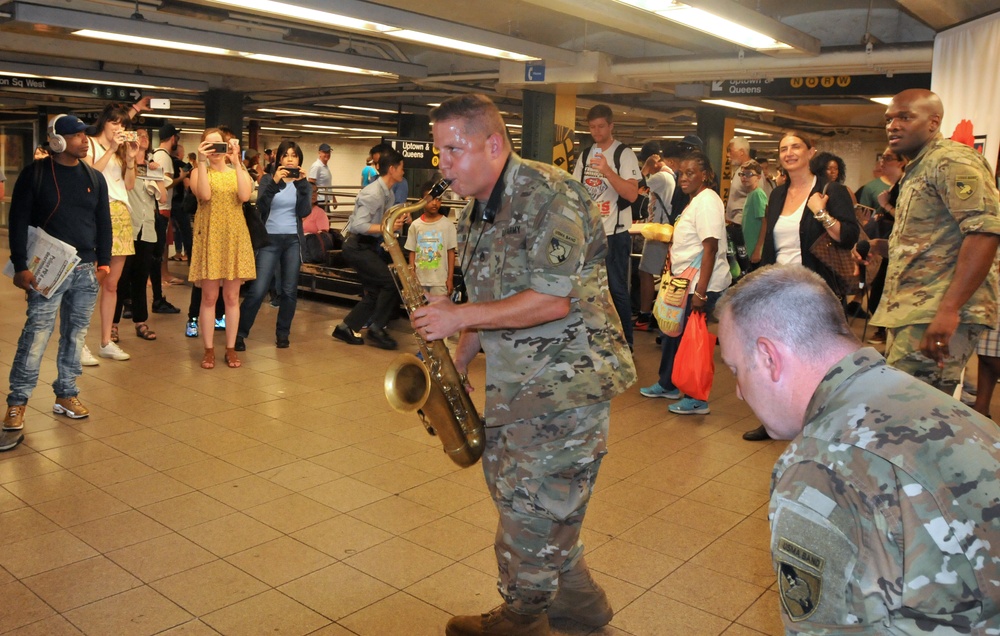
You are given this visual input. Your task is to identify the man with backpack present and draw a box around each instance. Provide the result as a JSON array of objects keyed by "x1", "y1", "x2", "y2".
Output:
[
  {"x1": 572, "y1": 104, "x2": 641, "y2": 348},
  {"x1": 3, "y1": 114, "x2": 111, "y2": 448}
]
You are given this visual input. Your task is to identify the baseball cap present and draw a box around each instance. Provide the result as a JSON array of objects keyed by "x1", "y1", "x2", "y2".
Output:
[
  {"x1": 680, "y1": 134, "x2": 704, "y2": 150},
  {"x1": 318, "y1": 143, "x2": 332, "y2": 152},
  {"x1": 660, "y1": 141, "x2": 685, "y2": 159},
  {"x1": 53, "y1": 114, "x2": 88, "y2": 136},
  {"x1": 638, "y1": 140, "x2": 662, "y2": 163},
  {"x1": 158, "y1": 123, "x2": 181, "y2": 139}
]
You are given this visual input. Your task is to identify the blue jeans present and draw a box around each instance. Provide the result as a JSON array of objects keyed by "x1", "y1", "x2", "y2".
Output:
[
  {"x1": 238, "y1": 234, "x2": 301, "y2": 339},
  {"x1": 606, "y1": 232, "x2": 633, "y2": 347},
  {"x1": 8, "y1": 263, "x2": 100, "y2": 406}
]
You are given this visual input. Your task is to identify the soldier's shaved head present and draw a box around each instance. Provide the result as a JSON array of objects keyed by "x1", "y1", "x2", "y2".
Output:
[{"x1": 885, "y1": 89, "x2": 943, "y2": 159}]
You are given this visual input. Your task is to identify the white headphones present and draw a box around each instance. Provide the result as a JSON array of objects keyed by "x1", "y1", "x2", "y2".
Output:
[{"x1": 48, "y1": 114, "x2": 69, "y2": 154}]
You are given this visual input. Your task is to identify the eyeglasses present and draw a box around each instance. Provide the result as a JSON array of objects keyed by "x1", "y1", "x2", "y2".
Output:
[
  {"x1": 879, "y1": 154, "x2": 899, "y2": 162},
  {"x1": 737, "y1": 171, "x2": 759, "y2": 178}
]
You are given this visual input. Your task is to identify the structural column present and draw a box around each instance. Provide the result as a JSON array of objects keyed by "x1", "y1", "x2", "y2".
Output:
[{"x1": 204, "y1": 89, "x2": 244, "y2": 139}]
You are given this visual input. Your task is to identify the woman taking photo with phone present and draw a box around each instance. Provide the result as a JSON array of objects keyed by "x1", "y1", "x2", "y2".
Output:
[
  {"x1": 742, "y1": 133, "x2": 859, "y2": 442},
  {"x1": 188, "y1": 127, "x2": 255, "y2": 369},
  {"x1": 84, "y1": 102, "x2": 140, "y2": 364},
  {"x1": 235, "y1": 140, "x2": 310, "y2": 351}
]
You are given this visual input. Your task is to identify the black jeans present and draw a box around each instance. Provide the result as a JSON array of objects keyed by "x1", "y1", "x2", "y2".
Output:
[
  {"x1": 150, "y1": 213, "x2": 169, "y2": 303},
  {"x1": 342, "y1": 235, "x2": 398, "y2": 332},
  {"x1": 114, "y1": 238, "x2": 154, "y2": 324}
]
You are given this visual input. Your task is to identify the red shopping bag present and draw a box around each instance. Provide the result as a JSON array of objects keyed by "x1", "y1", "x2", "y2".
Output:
[{"x1": 671, "y1": 311, "x2": 717, "y2": 402}]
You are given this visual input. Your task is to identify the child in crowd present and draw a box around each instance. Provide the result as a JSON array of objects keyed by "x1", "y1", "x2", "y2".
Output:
[{"x1": 404, "y1": 181, "x2": 456, "y2": 298}]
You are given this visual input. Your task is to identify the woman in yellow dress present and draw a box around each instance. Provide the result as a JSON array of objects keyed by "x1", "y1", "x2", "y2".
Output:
[{"x1": 188, "y1": 127, "x2": 255, "y2": 369}]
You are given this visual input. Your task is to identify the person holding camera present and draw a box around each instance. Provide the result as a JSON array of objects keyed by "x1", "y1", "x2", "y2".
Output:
[
  {"x1": 188, "y1": 127, "x2": 255, "y2": 369},
  {"x1": 235, "y1": 140, "x2": 311, "y2": 351},
  {"x1": 84, "y1": 102, "x2": 140, "y2": 365}
]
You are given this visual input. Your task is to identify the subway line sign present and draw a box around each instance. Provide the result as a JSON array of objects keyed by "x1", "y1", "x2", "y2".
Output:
[{"x1": 709, "y1": 73, "x2": 930, "y2": 98}]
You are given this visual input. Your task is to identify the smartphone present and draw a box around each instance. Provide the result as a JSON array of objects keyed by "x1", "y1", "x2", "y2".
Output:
[
  {"x1": 209, "y1": 142, "x2": 229, "y2": 154},
  {"x1": 149, "y1": 98, "x2": 170, "y2": 110},
  {"x1": 122, "y1": 131, "x2": 139, "y2": 143},
  {"x1": 284, "y1": 167, "x2": 300, "y2": 178}
]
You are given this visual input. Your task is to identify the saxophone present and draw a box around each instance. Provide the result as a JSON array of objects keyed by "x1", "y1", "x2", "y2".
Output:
[{"x1": 381, "y1": 180, "x2": 485, "y2": 467}]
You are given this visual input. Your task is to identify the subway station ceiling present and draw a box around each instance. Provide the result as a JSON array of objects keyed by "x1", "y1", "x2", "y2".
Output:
[{"x1": 0, "y1": 0, "x2": 997, "y2": 148}]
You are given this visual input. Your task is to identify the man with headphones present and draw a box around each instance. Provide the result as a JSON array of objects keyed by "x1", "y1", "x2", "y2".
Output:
[
  {"x1": 3, "y1": 114, "x2": 111, "y2": 448},
  {"x1": 412, "y1": 94, "x2": 635, "y2": 636}
]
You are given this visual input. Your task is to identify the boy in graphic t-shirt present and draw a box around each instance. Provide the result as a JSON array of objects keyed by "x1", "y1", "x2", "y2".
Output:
[{"x1": 404, "y1": 182, "x2": 456, "y2": 297}]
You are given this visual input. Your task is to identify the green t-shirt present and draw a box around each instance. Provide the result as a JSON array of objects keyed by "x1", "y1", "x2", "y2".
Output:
[{"x1": 741, "y1": 186, "x2": 769, "y2": 257}]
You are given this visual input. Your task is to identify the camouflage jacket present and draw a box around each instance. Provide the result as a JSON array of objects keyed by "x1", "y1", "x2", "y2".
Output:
[
  {"x1": 873, "y1": 134, "x2": 1000, "y2": 329},
  {"x1": 770, "y1": 347, "x2": 1000, "y2": 634},
  {"x1": 457, "y1": 153, "x2": 636, "y2": 426}
]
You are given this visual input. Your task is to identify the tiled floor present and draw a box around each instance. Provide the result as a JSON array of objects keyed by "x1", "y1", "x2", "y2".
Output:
[{"x1": 0, "y1": 251, "x2": 794, "y2": 635}]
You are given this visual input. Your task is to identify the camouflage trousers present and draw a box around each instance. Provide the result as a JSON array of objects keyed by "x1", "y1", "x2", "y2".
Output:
[
  {"x1": 482, "y1": 400, "x2": 609, "y2": 614},
  {"x1": 885, "y1": 323, "x2": 985, "y2": 395}
]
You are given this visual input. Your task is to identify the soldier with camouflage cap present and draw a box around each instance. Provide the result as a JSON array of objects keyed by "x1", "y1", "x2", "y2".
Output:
[
  {"x1": 718, "y1": 264, "x2": 1000, "y2": 633},
  {"x1": 412, "y1": 94, "x2": 636, "y2": 636},
  {"x1": 861, "y1": 88, "x2": 1000, "y2": 395}
]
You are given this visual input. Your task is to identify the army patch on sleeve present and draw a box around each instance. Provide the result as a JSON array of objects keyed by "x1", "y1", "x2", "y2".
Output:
[
  {"x1": 777, "y1": 538, "x2": 823, "y2": 622},
  {"x1": 955, "y1": 174, "x2": 979, "y2": 200},
  {"x1": 548, "y1": 228, "x2": 579, "y2": 265}
]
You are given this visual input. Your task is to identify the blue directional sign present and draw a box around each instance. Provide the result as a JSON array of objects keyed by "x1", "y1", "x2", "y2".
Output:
[{"x1": 525, "y1": 63, "x2": 545, "y2": 82}]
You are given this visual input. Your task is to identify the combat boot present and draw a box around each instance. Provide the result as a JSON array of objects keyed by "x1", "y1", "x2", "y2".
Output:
[
  {"x1": 548, "y1": 557, "x2": 614, "y2": 627},
  {"x1": 445, "y1": 603, "x2": 549, "y2": 636}
]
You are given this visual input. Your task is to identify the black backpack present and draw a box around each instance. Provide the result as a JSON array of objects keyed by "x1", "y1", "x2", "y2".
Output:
[{"x1": 578, "y1": 144, "x2": 641, "y2": 227}]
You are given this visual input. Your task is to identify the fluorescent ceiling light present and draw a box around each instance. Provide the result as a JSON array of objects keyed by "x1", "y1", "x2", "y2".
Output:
[
  {"x1": 203, "y1": 0, "x2": 537, "y2": 61},
  {"x1": 72, "y1": 30, "x2": 395, "y2": 79},
  {"x1": 702, "y1": 99, "x2": 774, "y2": 113},
  {"x1": 261, "y1": 126, "x2": 297, "y2": 132},
  {"x1": 242, "y1": 53, "x2": 394, "y2": 77},
  {"x1": 259, "y1": 107, "x2": 379, "y2": 121},
  {"x1": 613, "y1": 0, "x2": 792, "y2": 51},
  {"x1": 659, "y1": 135, "x2": 683, "y2": 139},
  {"x1": 870, "y1": 97, "x2": 893, "y2": 106},
  {"x1": 328, "y1": 105, "x2": 399, "y2": 114},
  {"x1": 74, "y1": 29, "x2": 232, "y2": 55},
  {"x1": 734, "y1": 127, "x2": 770, "y2": 136},
  {"x1": 152, "y1": 114, "x2": 203, "y2": 121}
]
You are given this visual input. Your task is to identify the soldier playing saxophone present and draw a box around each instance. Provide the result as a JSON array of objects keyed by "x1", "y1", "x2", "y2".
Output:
[{"x1": 411, "y1": 94, "x2": 635, "y2": 636}]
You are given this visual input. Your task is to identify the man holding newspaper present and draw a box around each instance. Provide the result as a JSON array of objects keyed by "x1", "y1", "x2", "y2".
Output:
[{"x1": 3, "y1": 114, "x2": 111, "y2": 450}]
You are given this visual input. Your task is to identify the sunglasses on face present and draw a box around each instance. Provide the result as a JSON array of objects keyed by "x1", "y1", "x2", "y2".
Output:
[{"x1": 738, "y1": 171, "x2": 759, "y2": 178}]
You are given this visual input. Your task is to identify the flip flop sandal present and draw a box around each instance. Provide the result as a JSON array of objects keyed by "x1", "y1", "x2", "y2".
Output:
[
  {"x1": 110, "y1": 324, "x2": 119, "y2": 343},
  {"x1": 135, "y1": 324, "x2": 157, "y2": 341}
]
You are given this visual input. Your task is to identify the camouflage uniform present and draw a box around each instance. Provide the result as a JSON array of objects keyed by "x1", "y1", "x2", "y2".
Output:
[
  {"x1": 458, "y1": 153, "x2": 636, "y2": 613},
  {"x1": 771, "y1": 347, "x2": 1000, "y2": 634},
  {"x1": 873, "y1": 133, "x2": 1000, "y2": 394}
]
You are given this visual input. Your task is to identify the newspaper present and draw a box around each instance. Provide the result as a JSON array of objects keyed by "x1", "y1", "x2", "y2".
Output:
[
  {"x1": 2, "y1": 226, "x2": 81, "y2": 298},
  {"x1": 137, "y1": 164, "x2": 165, "y2": 181}
]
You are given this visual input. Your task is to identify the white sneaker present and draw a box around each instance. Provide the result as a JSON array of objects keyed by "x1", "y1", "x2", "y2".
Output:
[
  {"x1": 98, "y1": 341, "x2": 130, "y2": 361},
  {"x1": 81, "y1": 345, "x2": 100, "y2": 367}
]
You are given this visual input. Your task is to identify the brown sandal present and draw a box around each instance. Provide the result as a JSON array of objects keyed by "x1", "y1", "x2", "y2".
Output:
[
  {"x1": 224, "y1": 348, "x2": 241, "y2": 368},
  {"x1": 110, "y1": 324, "x2": 119, "y2": 343},
  {"x1": 135, "y1": 323, "x2": 157, "y2": 340},
  {"x1": 201, "y1": 348, "x2": 215, "y2": 369}
]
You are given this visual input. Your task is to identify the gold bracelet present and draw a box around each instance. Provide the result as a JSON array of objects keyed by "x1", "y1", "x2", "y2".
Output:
[{"x1": 693, "y1": 290, "x2": 707, "y2": 301}]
